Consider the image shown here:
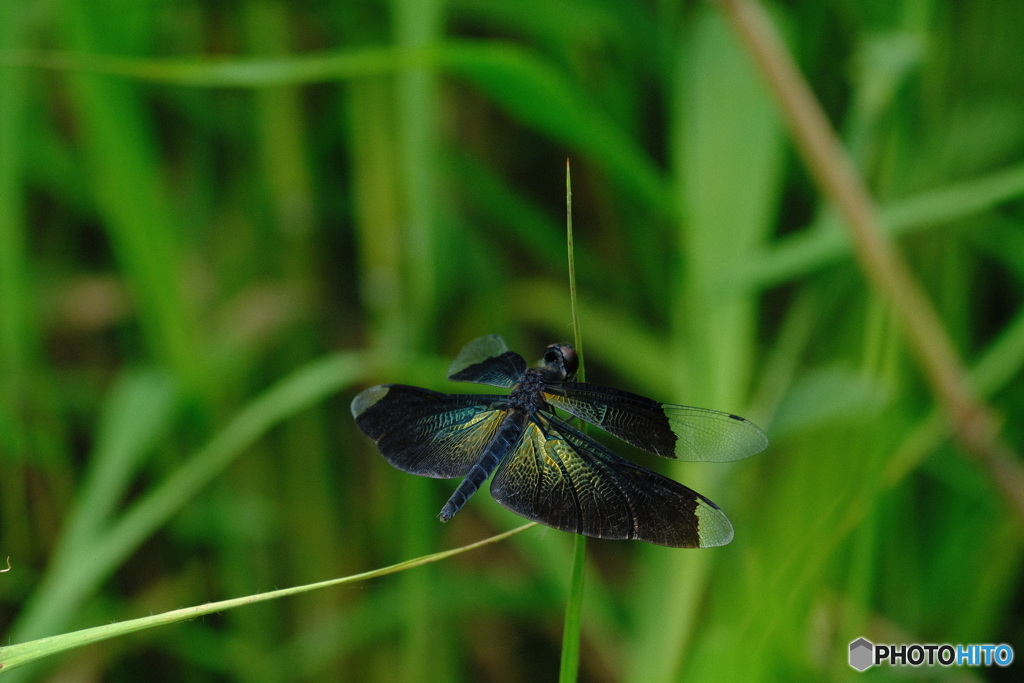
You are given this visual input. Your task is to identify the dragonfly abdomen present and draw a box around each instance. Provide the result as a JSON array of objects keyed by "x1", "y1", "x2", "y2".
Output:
[{"x1": 438, "y1": 411, "x2": 527, "y2": 522}]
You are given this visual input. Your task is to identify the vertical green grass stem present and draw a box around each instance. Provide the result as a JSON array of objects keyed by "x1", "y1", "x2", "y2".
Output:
[{"x1": 559, "y1": 159, "x2": 587, "y2": 683}]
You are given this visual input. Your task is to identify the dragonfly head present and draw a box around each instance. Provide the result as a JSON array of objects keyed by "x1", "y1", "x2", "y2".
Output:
[{"x1": 540, "y1": 343, "x2": 578, "y2": 382}]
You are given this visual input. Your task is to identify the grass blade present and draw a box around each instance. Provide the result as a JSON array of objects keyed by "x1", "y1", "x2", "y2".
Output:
[
  {"x1": 559, "y1": 159, "x2": 587, "y2": 683},
  {"x1": 9, "y1": 353, "x2": 366, "y2": 644},
  {"x1": 0, "y1": 524, "x2": 537, "y2": 674}
]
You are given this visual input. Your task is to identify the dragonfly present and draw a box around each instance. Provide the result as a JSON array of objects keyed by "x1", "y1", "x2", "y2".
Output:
[{"x1": 351, "y1": 335, "x2": 767, "y2": 548}]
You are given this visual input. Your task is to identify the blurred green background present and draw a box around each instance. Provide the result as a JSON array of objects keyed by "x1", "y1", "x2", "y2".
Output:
[{"x1": 1, "y1": 0, "x2": 1023, "y2": 680}]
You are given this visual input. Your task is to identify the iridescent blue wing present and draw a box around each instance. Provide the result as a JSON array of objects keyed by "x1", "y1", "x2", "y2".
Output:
[
  {"x1": 489, "y1": 413, "x2": 734, "y2": 548},
  {"x1": 544, "y1": 383, "x2": 767, "y2": 462},
  {"x1": 447, "y1": 335, "x2": 526, "y2": 388},
  {"x1": 351, "y1": 384, "x2": 507, "y2": 478}
]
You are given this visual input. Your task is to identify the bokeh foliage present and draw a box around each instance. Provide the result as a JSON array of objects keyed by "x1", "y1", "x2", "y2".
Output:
[{"x1": 1, "y1": 0, "x2": 1023, "y2": 680}]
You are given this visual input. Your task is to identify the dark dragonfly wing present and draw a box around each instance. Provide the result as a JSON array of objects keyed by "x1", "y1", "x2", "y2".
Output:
[
  {"x1": 447, "y1": 334, "x2": 509, "y2": 375},
  {"x1": 351, "y1": 384, "x2": 507, "y2": 478},
  {"x1": 447, "y1": 335, "x2": 527, "y2": 388},
  {"x1": 544, "y1": 383, "x2": 767, "y2": 462},
  {"x1": 489, "y1": 413, "x2": 733, "y2": 548}
]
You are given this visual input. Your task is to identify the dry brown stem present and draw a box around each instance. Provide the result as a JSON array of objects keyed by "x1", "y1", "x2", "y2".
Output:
[{"x1": 714, "y1": 0, "x2": 1024, "y2": 525}]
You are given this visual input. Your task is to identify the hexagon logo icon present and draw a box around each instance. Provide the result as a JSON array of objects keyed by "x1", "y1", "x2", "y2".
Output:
[{"x1": 849, "y1": 638, "x2": 874, "y2": 671}]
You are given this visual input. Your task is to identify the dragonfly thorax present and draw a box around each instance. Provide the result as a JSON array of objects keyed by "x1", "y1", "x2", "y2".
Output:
[{"x1": 506, "y1": 369, "x2": 549, "y2": 414}]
